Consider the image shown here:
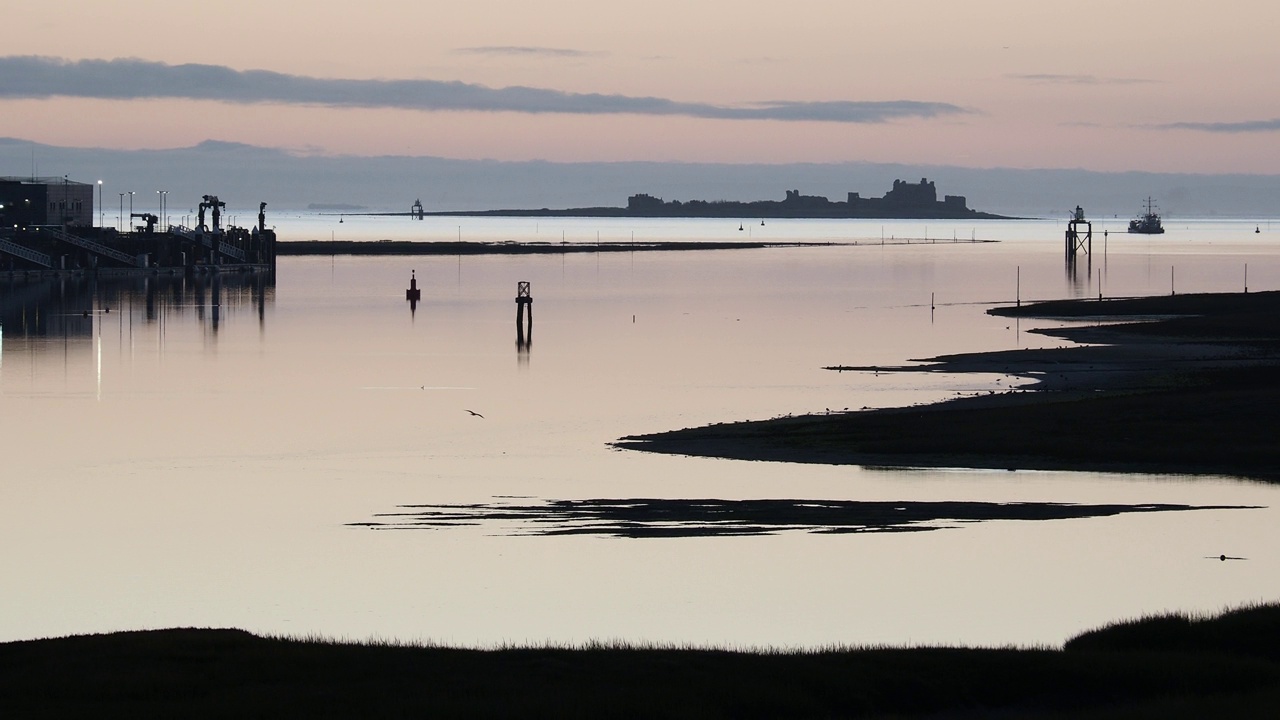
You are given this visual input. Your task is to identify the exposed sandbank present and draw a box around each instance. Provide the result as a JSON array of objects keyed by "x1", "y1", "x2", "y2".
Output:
[{"x1": 616, "y1": 291, "x2": 1280, "y2": 480}]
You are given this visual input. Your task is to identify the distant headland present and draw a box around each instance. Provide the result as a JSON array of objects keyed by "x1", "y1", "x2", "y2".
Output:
[{"x1": 409, "y1": 178, "x2": 1012, "y2": 220}]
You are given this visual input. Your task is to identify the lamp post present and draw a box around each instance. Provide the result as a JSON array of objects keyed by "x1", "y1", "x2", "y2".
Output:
[
  {"x1": 97, "y1": 180, "x2": 103, "y2": 228},
  {"x1": 118, "y1": 193, "x2": 124, "y2": 232},
  {"x1": 127, "y1": 191, "x2": 135, "y2": 232}
]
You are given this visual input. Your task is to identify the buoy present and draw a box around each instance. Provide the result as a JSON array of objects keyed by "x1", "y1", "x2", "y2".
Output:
[{"x1": 406, "y1": 270, "x2": 421, "y2": 301}]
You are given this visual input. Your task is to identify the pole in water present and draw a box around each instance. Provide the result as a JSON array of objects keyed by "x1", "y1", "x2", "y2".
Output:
[
  {"x1": 515, "y1": 281, "x2": 533, "y2": 352},
  {"x1": 1016, "y1": 266, "x2": 1020, "y2": 306},
  {"x1": 1245, "y1": 263, "x2": 1249, "y2": 293},
  {"x1": 1171, "y1": 266, "x2": 1176, "y2": 296}
]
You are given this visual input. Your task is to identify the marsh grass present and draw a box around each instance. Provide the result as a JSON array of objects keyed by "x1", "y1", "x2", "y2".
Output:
[{"x1": 6, "y1": 604, "x2": 1280, "y2": 718}]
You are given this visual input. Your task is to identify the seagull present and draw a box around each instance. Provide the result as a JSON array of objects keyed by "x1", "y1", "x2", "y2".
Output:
[{"x1": 464, "y1": 409, "x2": 485, "y2": 419}]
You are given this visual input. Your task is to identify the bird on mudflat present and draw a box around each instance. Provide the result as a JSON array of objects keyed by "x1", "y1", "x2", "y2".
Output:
[{"x1": 464, "y1": 409, "x2": 485, "y2": 419}]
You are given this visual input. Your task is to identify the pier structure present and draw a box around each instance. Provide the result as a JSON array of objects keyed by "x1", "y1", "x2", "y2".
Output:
[
  {"x1": 1, "y1": 187, "x2": 275, "y2": 278},
  {"x1": 515, "y1": 281, "x2": 532, "y2": 353},
  {"x1": 411, "y1": 199, "x2": 425, "y2": 220},
  {"x1": 1065, "y1": 205, "x2": 1091, "y2": 265}
]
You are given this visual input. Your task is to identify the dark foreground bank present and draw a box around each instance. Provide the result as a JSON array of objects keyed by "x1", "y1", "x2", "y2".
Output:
[
  {"x1": 5, "y1": 605, "x2": 1280, "y2": 718},
  {"x1": 618, "y1": 291, "x2": 1280, "y2": 481}
]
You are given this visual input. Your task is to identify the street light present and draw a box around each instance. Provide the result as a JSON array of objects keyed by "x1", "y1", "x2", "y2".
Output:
[
  {"x1": 127, "y1": 191, "x2": 135, "y2": 232},
  {"x1": 118, "y1": 193, "x2": 124, "y2": 232},
  {"x1": 97, "y1": 180, "x2": 103, "y2": 228}
]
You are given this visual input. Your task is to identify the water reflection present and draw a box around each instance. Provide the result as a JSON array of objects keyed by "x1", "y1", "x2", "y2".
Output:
[
  {"x1": 0, "y1": 270, "x2": 273, "y2": 347},
  {"x1": 355, "y1": 498, "x2": 1258, "y2": 538},
  {"x1": 1065, "y1": 253, "x2": 1092, "y2": 297}
]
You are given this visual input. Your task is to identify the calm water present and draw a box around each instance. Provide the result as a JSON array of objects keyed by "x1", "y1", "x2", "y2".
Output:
[{"x1": 2, "y1": 214, "x2": 1278, "y2": 648}]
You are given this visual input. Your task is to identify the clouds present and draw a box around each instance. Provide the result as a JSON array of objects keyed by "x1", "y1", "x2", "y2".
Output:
[
  {"x1": 453, "y1": 46, "x2": 601, "y2": 58},
  {"x1": 1159, "y1": 118, "x2": 1280, "y2": 133},
  {"x1": 1007, "y1": 73, "x2": 1153, "y2": 86},
  {"x1": 0, "y1": 56, "x2": 966, "y2": 124}
]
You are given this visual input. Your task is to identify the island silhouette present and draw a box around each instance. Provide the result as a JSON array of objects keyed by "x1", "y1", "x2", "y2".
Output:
[{"x1": 413, "y1": 178, "x2": 1011, "y2": 219}]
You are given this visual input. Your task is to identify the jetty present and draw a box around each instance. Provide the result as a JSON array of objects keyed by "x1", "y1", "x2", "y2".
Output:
[{"x1": 0, "y1": 179, "x2": 275, "y2": 278}]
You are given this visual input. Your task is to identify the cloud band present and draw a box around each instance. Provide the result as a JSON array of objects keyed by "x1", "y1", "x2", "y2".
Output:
[
  {"x1": 1159, "y1": 119, "x2": 1280, "y2": 133},
  {"x1": 0, "y1": 56, "x2": 965, "y2": 124}
]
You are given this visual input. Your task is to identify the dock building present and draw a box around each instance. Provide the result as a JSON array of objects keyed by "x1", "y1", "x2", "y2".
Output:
[
  {"x1": 1, "y1": 179, "x2": 275, "y2": 277},
  {"x1": 0, "y1": 177, "x2": 94, "y2": 228}
]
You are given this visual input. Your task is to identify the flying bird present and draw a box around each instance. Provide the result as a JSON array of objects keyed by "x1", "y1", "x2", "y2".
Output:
[{"x1": 464, "y1": 409, "x2": 485, "y2": 418}]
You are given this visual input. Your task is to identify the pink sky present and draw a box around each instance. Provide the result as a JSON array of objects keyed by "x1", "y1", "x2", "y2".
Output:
[{"x1": 4, "y1": 0, "x2": 1278, "y2": 173}]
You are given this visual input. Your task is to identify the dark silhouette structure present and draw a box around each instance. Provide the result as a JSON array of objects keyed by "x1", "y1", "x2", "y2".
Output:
[
  {"x1": 1127, "y1": 197, "x2": 1165, "y2": 234},
  {"x1": 617, "y1": 178, "x2": 996, "y2": 219},
  {"x1": 1065, "y1": 205, "x2": 1091, "y2": 264},
  {"x1": 130, "y1": 213, "x2": 158, "y2": 234},
  {"x1": 406, "y1": 270, "x2": 421, "y2": 316},
  {"x1": 2, "y1": 184, "x2": 275, "y2": 276},
  {"x1": 198, "y1": 195, "x2": 225, "y2": 233},
  {"x1": 0, "y1": 176, "x2": 93, "y2": 227},
  {"x1": 1064, "y1": 205, "x2": 1092, "y2": 294},
  {"x1": 515, "y1": 281, "x2": 532, "y2": 356},
  {"x1": 405, "y1": 178, "x2": 1010, "y2": 220}
]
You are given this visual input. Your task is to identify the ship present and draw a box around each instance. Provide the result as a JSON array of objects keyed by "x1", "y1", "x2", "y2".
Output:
[{"x1": 1127, "y1": 197, "x2": 1165, "y2": 234}]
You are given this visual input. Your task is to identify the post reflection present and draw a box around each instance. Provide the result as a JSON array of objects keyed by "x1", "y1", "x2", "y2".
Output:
[
  {"x1": 1065, "y1": 253, "x2": 1091, "y2": 298},
  {"x1": 0, "y1": 270, "x2": 274, "y2": 362}
]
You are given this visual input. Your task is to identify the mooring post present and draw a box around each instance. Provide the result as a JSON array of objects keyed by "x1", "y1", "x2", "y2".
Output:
[{"x1": 516, "y1": 281, "x2": 532, "y2": 350}]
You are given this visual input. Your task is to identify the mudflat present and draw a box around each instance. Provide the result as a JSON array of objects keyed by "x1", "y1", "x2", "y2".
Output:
[{"x1": 616, "y1": 291, "x2": 1280, "y2": 481}]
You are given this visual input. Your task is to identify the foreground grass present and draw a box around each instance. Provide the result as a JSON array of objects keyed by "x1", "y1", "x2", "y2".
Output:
[{"x1": 6, "y1": 605, "x2": 1280, "y2": 718}]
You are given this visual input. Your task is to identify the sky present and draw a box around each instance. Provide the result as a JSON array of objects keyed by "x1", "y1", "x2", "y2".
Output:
[{"x1": 3, "y1": 1, "x2": 1279, "y2": 173}]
